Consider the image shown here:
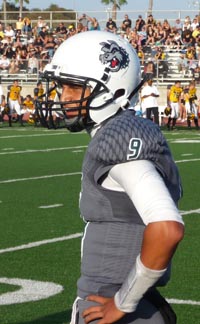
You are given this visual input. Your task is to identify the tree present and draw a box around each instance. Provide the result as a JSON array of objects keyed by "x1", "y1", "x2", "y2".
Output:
[
  {"x1": 148, "y1": 0, "x2": 153, "y2": 15},
  {"x1": 3, "y1": 0, "x2": 7, "y2": 23},
  {"x1": 14, "y1": 0, "x2": 30, "y2": 17},
  {"x1": 101, "y1": 0, "x2": 128, "y2": 20}
]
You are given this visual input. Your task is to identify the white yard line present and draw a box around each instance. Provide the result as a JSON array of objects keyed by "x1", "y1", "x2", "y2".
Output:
[
  {"x1": 167, "y1": 298, "x2": 200, "y2": 306},
  {"x1": 0, "y1": 146, "x2": 87, "y2": 155},
  {"x1": 0, "y1": 172, "x2": 81, "y2": 184},
  {"x1": 0, "y1": 132, "x2": 78, "y2": 139},
  {"x1": 175, "y1": 158, "x2": 200, "y2": 163},
  {"x1": 0, "y1": 208, "x2": 199, "y2": 256},
  {"x1": 0, "y1": 233, "x2": 83, "y2": 255}
]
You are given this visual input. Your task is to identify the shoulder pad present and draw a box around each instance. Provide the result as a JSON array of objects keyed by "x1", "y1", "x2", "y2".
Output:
[{"x1": 90, "y1": 110, "x2": 167, "y2": 165}]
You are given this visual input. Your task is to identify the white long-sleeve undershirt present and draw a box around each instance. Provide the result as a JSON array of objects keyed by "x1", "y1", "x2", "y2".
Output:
[{"x1": 102, "y1": 159, "x2": 183, "y2": 225}]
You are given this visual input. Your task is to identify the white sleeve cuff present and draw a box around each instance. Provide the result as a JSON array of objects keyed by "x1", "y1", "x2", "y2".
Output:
[{"x1": 114, "y1": 255, "x2": 166, "y2": 313}]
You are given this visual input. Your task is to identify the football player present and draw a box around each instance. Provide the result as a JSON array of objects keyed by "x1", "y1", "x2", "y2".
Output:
[
  {"x1": 167, "y1": 81, "x2": 183, "y2": 130},
  {"x1": 7, "y1": 79, "x2": 24, "y2": 126},
  {"x1": 36, "y1": 31, "x2": 184, "y2": 324},
  {"x1": 184, "y1": 81, "x2": 199, "y2": 129}
]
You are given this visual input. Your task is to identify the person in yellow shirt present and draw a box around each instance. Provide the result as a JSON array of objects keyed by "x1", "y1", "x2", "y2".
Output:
[
  {"x1": 23, "y1": 94, "x2": 36, "y2": 125},
  {"x1": 23, "y1": 94, "x2": 34, "y2": 111},
  {"x1": 167, "y1": 81, "x2": 183, "y2": 130},
  {"x1": 33, "y1": 81, "x2": 44, "y2": 101},
  {"x1": 7, "y1": 79, "x2": 24, "y2": 126},
  {"x1": 184, "y1": 81, "x2": 199, "y2": 129}
]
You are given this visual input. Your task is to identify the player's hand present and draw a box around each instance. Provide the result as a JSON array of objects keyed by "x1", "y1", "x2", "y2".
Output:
[{"x1": 82, "y1": 295, "x2": 125, "y2": 324}]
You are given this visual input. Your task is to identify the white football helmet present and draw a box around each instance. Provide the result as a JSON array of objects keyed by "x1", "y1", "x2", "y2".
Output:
[{"x1": 36, "y1": 31, "x2": 142, "y2": 131}]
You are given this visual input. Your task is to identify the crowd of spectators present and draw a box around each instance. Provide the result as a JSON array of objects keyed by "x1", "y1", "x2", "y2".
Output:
[{"x1": 0, "y1": 12, "x2": 200, "y2": 80}]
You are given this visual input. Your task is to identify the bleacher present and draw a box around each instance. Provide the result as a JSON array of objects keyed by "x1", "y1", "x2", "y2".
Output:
[{"x1": 141, "y1": 46, "x2": 194, "y2": 86}]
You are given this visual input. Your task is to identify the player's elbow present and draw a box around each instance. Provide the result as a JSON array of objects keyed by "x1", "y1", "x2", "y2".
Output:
[{"x1": 166, "y1": 221, "x2": 185, "y2": 248}]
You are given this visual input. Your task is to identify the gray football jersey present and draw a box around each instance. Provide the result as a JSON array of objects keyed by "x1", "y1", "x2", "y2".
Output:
[{"x1": 77, "y1": 110, "x2": 182, "y2": 299}]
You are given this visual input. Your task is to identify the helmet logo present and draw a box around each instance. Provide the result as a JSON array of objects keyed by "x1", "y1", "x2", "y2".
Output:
[{"x1": 99, "y1": 40, "x2": 130, "y2": 74}]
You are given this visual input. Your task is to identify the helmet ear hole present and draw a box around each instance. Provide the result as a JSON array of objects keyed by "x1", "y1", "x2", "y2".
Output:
[{"x1": 113, "y1": 89, "x2": 125, "y2": 100}]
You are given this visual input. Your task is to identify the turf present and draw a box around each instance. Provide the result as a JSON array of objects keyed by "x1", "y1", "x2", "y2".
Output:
[{"x1": 0, "y1": 124, "x2": 199, "y2": 323}]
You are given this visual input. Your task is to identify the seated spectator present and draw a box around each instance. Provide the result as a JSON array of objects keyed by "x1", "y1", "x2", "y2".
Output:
[
  {"x1": 4, "y1": 25, "x2": 15, "y2": 40},
  {"x1": 129, "y1": 37, "x2": 138, "y2": 51},
  {"x1": 195, "y1": 34, "x2": 200, "y2": 58},
  {"x1": 27, "y1": 53, "x2": 38, "y2": 73},
  {"x1": 1, "y1": 35, "x2": 13, "y2": 46},
  {"x1": 38, "y1": 26, "x2": 48, "y2": 44},
  {"x1": 36, "y1": 16, "x2": 46, "y2": 34},
  {"x1": 146, "y1": 26, "x2": 155, "y2": 46},
  {"x1": 165, "y1": 27, "x2": 178, "y2": 47},
  {"x1": 191, "y1": 17, "x2": 199, "y2": 31},
  {"x1": 39, "y1": 50, "x2": 49, "y2": 72},
  {"x1": 183, "y1": 16, "x2": 191, "y2": 30},
  {"x1": 0, "y1": 22, "x2": 4, "y2": 39},
  {"x1": 9, "y1": 58, "x2": 19, "y2": 74},
  {"x1": 189, "y1": 59, "x2": 198, "y2": 76},
  {"x1": 137, "y1": 45, "x2": 145, "y2": 65},
  {"x1": 193, "y1": 65, "x2": 200, "y2": 83},
  {"x1": 0, "y1": 54, "x2": 10, "y2": 71},
  {"x1": 128, "y1": 28, "x2": 139, "y2": 44},
  {"x1": 174, "y1": 18, "x2": 183, "y2": 35},
  {"x1": 105, "y1": 17, "x2": 117, "y2": 33},
  {"x1": 68, "y1": 24, "x2": 77, "y2": 37},
  {"x1": 4, "y1": 45, "x2": 15, "y2": 59},
  {"x1": 177, "y1": 53, "x2": 189, "y2": 76},
  {"x1": 146, "y1": 14, "x2": 156, "y2": 27},
  {"x1": 17, "y1": 47, "x2": 28, "y2": 71},
  {"x1": 142, "y1": 60, "x2": 156, "y2": 79},
  {"x1": 121, "y1": 14, "x2": 132, "y2": 32},
  {"x1": 154, "y1": 23, "x2": 167, "y2": 45},
  {"x1": 135, "y1": 15, "x2": 146, "y2": 32},
  {"x1": 154, "y1": 47, "x2": 168, "y2": 77},
  {"x1": 162, "y1": 19, "x2": 171, "y2": 38},
  {"x1": 44, "y1": 34, "x2": 56, "y2": 58},
  {"x1": 192, "y1": 25, "x2": 200, "y2": 39},
  {"x1": 78, "y1": 13, "x2": 90, "y2": 29},
  {"x1": 33, "y1": 35, "x2": 43, "y2": 48},
  {"x1": 12, "y1": 36, "x2": 23, "y2": 50},
  {"x1": 55, "y1": 22, "x2": 67, "y2": 35},
  {"x1": 137, "y1": 25, "x2": 147, "y2": 46},
  {"x1": 76, "y1": 22, "x2": 84, "y2": 33},
  {"x1": 182, "y1": 26, "x2": 195, "y2": 47},
  {"x1": 173, "y1": 28, "x2": 182, "y2": 44},
  {"x1": 88, "y1": 16, "x2": 100, "y2": 31},
  {"x1": 186, "y1": 45, "x2": 196, "y2": 60}
]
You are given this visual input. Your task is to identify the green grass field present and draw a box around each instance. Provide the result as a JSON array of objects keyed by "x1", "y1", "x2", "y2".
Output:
[{"x1": 0, "y1": 124, "x2": 200, "y2": 324}]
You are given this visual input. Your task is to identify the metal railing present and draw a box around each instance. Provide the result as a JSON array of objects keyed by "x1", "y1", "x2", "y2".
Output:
[
  {"x1": 0, "y1": 58, "x2": 197, "y2": 86},
  {"x1": 0, "y1": 9, "x2": 200, "y2": 30}
]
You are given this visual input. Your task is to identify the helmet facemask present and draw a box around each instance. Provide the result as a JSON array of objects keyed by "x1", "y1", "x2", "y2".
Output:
[{"x1": 35, "y1": 71, "x2": 114, "y2": 132}]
